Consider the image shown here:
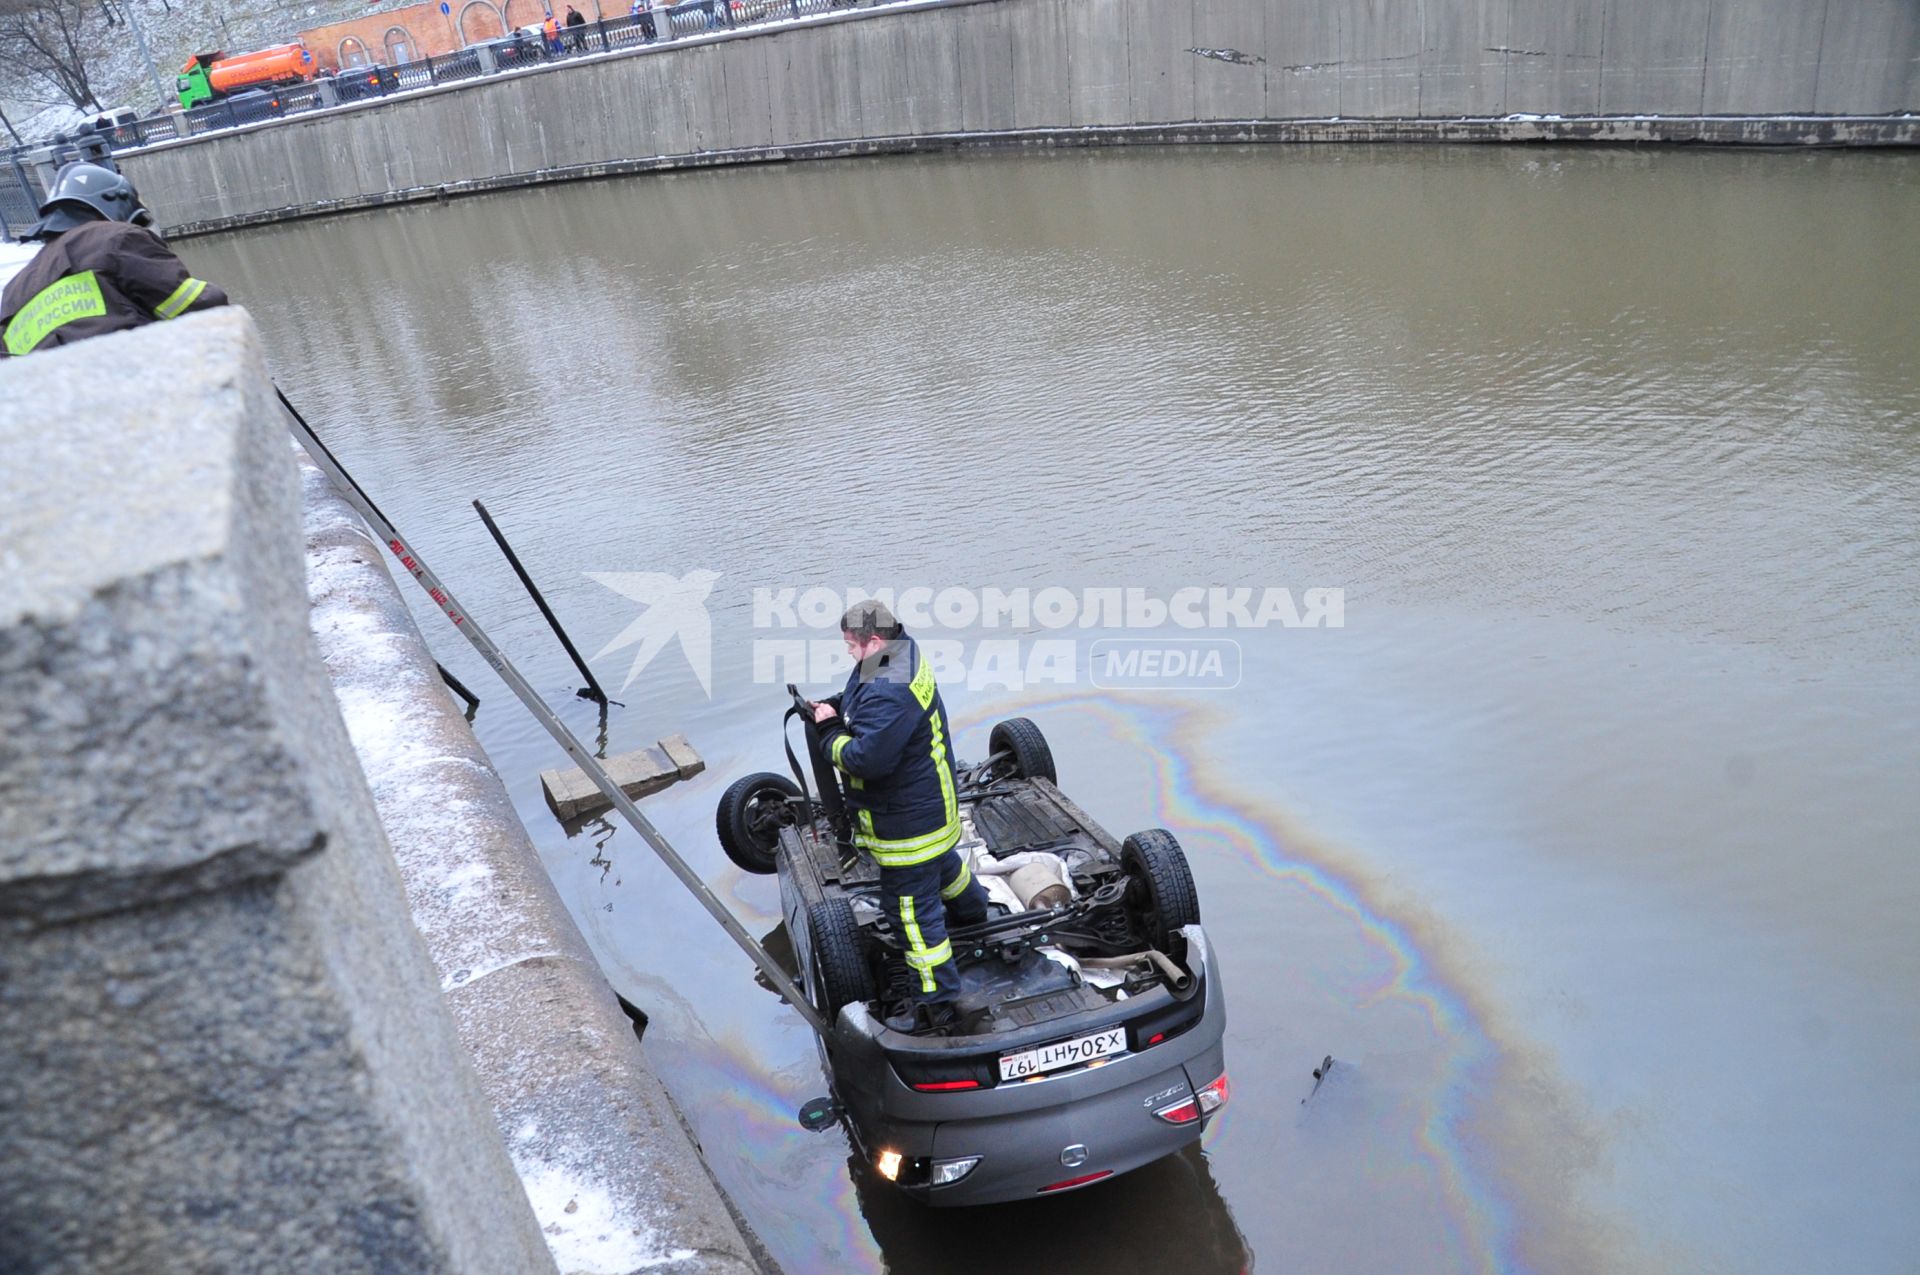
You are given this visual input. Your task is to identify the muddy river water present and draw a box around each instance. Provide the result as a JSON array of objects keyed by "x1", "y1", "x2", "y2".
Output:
[{"x1": 194, "y1": 145, "x2": 1919, "y2": 1274}]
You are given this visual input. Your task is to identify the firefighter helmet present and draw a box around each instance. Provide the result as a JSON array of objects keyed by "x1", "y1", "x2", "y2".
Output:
[{"x1": 31, "y1": 162, "x2": 153, "y2": 238}]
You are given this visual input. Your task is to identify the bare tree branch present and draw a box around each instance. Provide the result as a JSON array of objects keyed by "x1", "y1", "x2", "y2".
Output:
[{"x1": 0, "y1": 0, "x2": 107, "y2": 111}]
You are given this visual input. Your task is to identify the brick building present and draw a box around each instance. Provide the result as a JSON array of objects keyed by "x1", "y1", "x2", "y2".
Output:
[{"x1": 299, "y1": 0, "x2": 613, "y2": 71}]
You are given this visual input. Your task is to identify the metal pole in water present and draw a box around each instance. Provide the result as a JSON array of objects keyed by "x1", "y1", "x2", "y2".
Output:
[
  {"x1": 471, "y1": 498, "x2": 610, "y2": 705},
  {"x1": 277, "y1": 389, "x2": 830, "y2": 1038}
]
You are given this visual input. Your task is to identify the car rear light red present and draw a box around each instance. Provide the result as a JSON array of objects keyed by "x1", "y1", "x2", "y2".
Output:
[
  {"x1": 911, "y1": 1079, "x2": 981, "y2": 1092},
  {"x1": 1146, "y1": 1031, "x2": 1165, "y2": 1045},
  {"x1": 1038, "y1": 1170, "x2": 1112, "y2": 1193},
  {"x1": 1155, "y1": 1072, "x2": 1228, "y2": 1124},
  {"x1": 1153, "y1": 1096, "x2": 1199, "y2": 1124}
]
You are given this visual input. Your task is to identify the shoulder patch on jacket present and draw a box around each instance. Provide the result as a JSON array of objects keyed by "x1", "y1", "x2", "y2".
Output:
[
  {"x1": 4, "y1": 270, "x2": 105, "y2": 355},
  {"x1": 909, "y1": 655, "x2": 937, "y2": 709}
]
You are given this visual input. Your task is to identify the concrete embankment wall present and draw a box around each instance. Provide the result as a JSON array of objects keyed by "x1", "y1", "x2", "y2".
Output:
[
  {"x1": 301, "y1": 455, "x2": 762, "y2": 1275},
  {"x1": 0, "y1": 309, "x2": 759, "y2": 1275},
  {"x1": 0, "y1": 311, "x2": 557, "y2": 1274},
  {"x1": 124, "y1": 0, "x2": 1920, "y2": 235}
]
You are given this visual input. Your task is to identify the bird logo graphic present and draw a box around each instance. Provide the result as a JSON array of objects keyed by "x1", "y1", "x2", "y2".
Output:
[{"x1": 586, "y1": 569, "x2": 721, "y2": 695}]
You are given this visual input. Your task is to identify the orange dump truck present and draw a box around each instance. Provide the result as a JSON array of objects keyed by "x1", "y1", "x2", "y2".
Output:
[{"x1": 177, "y1": 44, "x2": 318, "y2": 108}]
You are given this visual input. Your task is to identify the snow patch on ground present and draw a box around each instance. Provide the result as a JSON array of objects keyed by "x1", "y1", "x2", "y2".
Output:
[{"x1": 513, "y1": 1151, "x2": 697, "y2": 1274}]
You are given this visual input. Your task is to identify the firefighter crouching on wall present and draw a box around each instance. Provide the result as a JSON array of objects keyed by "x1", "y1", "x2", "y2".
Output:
[
  {"x1": 813, "y1": 602, "x2": 990, "y2": 1035},
  {"x1": 1, "y1": 162, "x2": 226, "y2": 359}
]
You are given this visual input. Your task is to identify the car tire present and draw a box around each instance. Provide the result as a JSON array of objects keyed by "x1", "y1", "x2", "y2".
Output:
[
  {"x1": 806, "y1": 897, "x2": 876, "y2": 1020},
  {"x1": 1122, "y1": 828, "x2": 1200, "y2": 950},
  {"x1": 989, "y1": 716, "x2": 1057, "y2": 784},
  {"x1": 715, "y1": 772, "x2": 800, "y2": 875}
]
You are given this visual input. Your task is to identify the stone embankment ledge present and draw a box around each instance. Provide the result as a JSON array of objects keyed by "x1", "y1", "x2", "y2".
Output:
[
  {"x1": 0, "y1": 308, "x2": 762, "y2": 1274},
  {"x1": 302, "y1": 447, "x2": 764, "y2": 1272},
  {"x1": 119, "y1": 0, "x2": 1920, "y2": 237},
  {"x1": 0, "y1": 310, "x2": 556, "y2": 1273}
]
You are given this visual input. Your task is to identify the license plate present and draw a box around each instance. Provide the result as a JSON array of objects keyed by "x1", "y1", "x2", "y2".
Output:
[{"x1": 999, "y1": 1027, "x2": 1126, "y2": 1081}]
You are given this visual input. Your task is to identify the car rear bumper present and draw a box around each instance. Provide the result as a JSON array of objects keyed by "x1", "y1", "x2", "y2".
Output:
[
  {"x1": 918, "y1": 1045, "x2": 1225, "y2": 1205},
  {"x1": 834, "y1": 926, "x2": 1228, "y2": 1206}
]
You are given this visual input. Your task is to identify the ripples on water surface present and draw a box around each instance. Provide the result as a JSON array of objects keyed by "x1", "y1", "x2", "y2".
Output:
[{"x1": 193, "y1": 146, "x2": 1919, "y2": 1274}]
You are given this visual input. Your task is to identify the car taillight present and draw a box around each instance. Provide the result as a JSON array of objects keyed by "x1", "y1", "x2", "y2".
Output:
[
  {"x1": 1128, "y1": 995, "x2": 1204, "y2": 1053},
  {"x1": 890, "y1": 1055, "x2": 995, "y2": 1093},
  {"x1": 1153, "y1": 1072, "x2": 1229, "y2": 1124},
  {"x1": 1196, "y1": 1071, "x2": 1230, "y2": 1115},
  {"x1": 1153, "y1": 1095, "x2": 1199, "y2": 1124}
]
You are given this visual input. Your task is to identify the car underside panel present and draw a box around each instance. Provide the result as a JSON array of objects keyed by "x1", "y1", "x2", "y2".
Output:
[{"x1": 967, "y1": 785, "x2": 1101, "y2": 859}]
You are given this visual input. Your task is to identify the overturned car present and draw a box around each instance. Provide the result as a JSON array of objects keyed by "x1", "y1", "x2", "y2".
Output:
[{"x1": 717, "y1": 696, "x2": 1229, "y2": 1205}]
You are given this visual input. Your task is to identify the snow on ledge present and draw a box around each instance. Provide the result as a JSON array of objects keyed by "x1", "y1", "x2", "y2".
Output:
[
  {"x1": 296, "y1": 448, "x2": 745, "y2": 1273},
  {"x1": 514, "y1": 1141, "x2": 698, "y2": 1275}
]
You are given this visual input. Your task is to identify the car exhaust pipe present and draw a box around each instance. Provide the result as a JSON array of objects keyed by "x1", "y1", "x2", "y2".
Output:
[
  {"x1": 1079, "y1": 948, "x2": 1193, "y2": 995},
  {"x1": 1007, "y1": 859, "x2": 1072, "y2": 910}
]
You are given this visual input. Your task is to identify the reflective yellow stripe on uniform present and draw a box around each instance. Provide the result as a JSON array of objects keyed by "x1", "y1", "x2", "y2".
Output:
[
  {"x1": 909, "y1": 657, "x2": 938, "y2": 709},
  {"x1": 830, "y1": 732, "x2": 851, "y2": 769},
  {"x1": 154, "y1": 277, "x2": 207, "y2": 320},
  {"x1": 852, "y1": 654, "x2": 964, "y2": 867},
  {"x1": 906, "y1": 939, "x2": 953, "y2": 972},
  {"x1": 940, "y1": 854, "x2": 974, "y2": 900},
  {"x1": 4, "y1": 270, "x2": 106, "y2": 356},
  {"x1": 928, "y1": 707, "x2": 958, "y2": 826},
  {"x1": 858, "y1": 817, "x2": 961, "y2": 867},
  {"x1": 898, "y1": 896, "x2": 943, "y2": 994}
]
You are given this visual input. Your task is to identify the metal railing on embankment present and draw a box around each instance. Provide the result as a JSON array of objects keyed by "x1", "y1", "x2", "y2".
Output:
[{"x1": 1, "y1": 0, "x2": 846, "y2": 238}]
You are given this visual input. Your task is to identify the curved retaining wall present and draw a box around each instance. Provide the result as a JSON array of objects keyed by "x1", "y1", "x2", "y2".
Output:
[{"x1": 123, "y1": 0, "x2": 1920, "y2": 235}]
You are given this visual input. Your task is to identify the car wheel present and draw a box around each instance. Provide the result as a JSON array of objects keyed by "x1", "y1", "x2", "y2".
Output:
[
  {"x1": 988, "y1": 716, "x2": 1057, "y2": 784},
  {"x1": 715, "y1": 772, "x2": 800, "y2": 874},
  {"x1": 1122, "y1": 829, "x2": 1200, "y2": 950},
  {"x1": 806, "y1": 897, "x2": 876, "y2": 1020}
]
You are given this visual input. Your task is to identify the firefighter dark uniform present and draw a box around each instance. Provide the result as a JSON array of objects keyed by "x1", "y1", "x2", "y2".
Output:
[
  {"x1": 817, "y1": 633, "x2": 989, "y2": 1011},
  {"x1": 2, "y1": 163, "x2": 226, "y2": 359}
]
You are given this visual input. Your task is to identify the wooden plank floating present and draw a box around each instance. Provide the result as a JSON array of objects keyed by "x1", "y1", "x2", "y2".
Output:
[{"x1": 541, "y1": 734, "x2": 705, "y2": 821}]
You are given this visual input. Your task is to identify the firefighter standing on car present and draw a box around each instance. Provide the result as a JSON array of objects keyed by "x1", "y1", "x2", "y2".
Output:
[
  {"x1": 1, "y1": 162, "x2": 226, "y2": 359},
  {"x1": 814, "y1": 602, "x2": 990, "y2": 1034}
]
